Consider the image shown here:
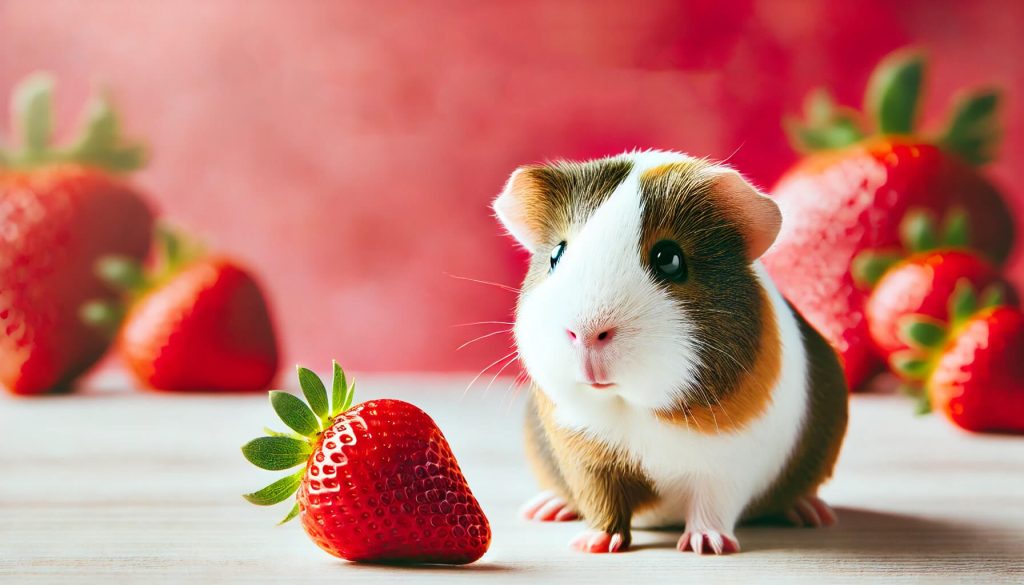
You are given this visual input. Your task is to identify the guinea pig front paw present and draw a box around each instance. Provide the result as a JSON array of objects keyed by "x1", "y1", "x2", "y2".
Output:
[
  {"x1": 519, "y1": 491, "x2": 579, "y2": 522},
  {"x1": 569, "y1": 530, "x2": 627, "y2": 553},
  {"x1": 784, "y1": 495, "x2": 837, "y2": 528},
  {"x1": 677, "y1": 529, "x2": 740, "y2": 555}
]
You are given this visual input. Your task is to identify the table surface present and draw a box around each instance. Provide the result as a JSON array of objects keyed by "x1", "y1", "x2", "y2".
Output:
[{"x1": 2, "y1": 372, "x2": 1023, "y2": 584}]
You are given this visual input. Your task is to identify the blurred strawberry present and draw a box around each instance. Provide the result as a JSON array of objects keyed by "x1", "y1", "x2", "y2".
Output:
[
  {"x1": 86, "y1": 227, "x2": 279, "y2": 391},
  {"x1": 0, "y1": 74, "x2": 153, "y2": 395},
  {"x1": 855, "y1": 209, "x2": 1017, "y2": 363},
  {"x1": 928, "y1": 306, "x2": 1024, "y2": 433},
  {"x1": 763, "y1": 49, "x2": 1015, "y2": 391},
  {"x1": 242, "y1": 362, "x2": 491, "y2": 564},
  {"x1": 891, "y1": 282, "x2": 1024, "y2": 432}
]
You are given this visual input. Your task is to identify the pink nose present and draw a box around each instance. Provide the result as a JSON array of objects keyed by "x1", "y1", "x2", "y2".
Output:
[{"x1": 566, "y1": 326, "x2": 616, "y2": 348}]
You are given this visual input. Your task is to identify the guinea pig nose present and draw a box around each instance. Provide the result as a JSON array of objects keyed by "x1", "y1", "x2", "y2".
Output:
[
  {"x1": 594, "y1": 328, "x2": 616, "y2": 345},
  {"x1": 568, "y1": 326, "x2": 616, "y2": 348}
]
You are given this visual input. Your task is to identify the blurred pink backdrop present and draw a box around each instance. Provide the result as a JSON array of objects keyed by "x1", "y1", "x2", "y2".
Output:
[{"x1": 2, "y1": 0, "x2": 1022, "y2": 373}]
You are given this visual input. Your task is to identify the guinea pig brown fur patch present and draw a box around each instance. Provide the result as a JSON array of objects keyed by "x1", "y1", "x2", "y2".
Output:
[
  {"x1": 638, "y1": 162, "x2": 780, "y2": 433},
  {"x1": 528, "y1": 387, "x2": 658, "y2": 545},
  {"x1": 510, "y1": 158, "x2": 633, "y2": 294}
]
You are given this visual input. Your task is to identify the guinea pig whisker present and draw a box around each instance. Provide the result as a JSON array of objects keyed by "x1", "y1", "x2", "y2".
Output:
[
  {"x1": 456, "y1": 328, "x2": 513, "y2": 351},
  {"x1": 484, "y1": 353, "x2": 520, "y2": 396},
  {"x1": 463, "y1": 348, "x2": 519, "y2": 397},
  {"x1": 451, "y1": 320, "x2": 515, "y2": 327},
  {"x1": 445, "y1": 272, "x2": 520, "y2": 293},
  {"x1": 718, "y1": 141, "x2": 746, "y2": 166}
]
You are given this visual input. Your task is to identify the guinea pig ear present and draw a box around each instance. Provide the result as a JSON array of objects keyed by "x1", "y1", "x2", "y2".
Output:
[
  {"x1": 708, "y1": 168, "x2": 782, "y2": 260},
  {"x1": 493, "y1": 167, "x2": 544, "y2": 253}
]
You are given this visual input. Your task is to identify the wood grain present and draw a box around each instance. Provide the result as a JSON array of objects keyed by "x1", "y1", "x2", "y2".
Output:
[{"x1": 2, "y1": 372, "x2": 1022, "y2": 583}]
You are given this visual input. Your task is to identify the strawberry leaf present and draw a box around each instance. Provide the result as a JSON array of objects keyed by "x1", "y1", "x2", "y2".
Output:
[
  {"x1": 900, "y1": 209, "x2": 940, "y2": 253},
  {"x1": 938, "y1": 88, "x2": 1001, "y2": 166},
  {"x1": 242, "y1": 468, "x2": 305, "y2": 506},
  {"x1": 79, "y1": 299, "x2": 124, "y2": 335},
  {"x1": 783, "y1": 89, "x2": 866, "y2": 153},
  {"x1": 941, "y1": 207, "x2": 970, "y2": 248},
  {"x1": 270, "y1": 391, "x2": 321, "y2": 437},
  {"x1": 865, "y1": 49, "x2": 924, "y2": 135},
  {"x1": 95, "y1": 256, "x2": 145, "y2": 292},
  {"x1": 63, "y1": 92, "x2": 146, "y2": 173},
  {"x1": 279, "y1": 501, "x2": 302, "y2": 525},
  {"x1": 913, "y1": 392, "x2": 932, "y2": 416},
  {"x1": 331, "y1": 360, "x2": 347, "y2": 417},
  {"x1": 980, "y1": 283, "x2": 1006, "y2": 309},
  {"x1": 949, "y1": 279, "x2": 978, "y2": 327},
  {"x1": 12, "y1": 73, "x2": 55, "y2": 160},
  {"x1": 342, "y1": 381, "x2": 356, "y2": 412},
  {"x1": 889, "y1": 351, "x2": 931, "y2": 381},
  {"x1": 241, "y1": 436, "x2": 311, "y2": 471},
  {"x1": 897, "y1": 316, "x2": 948, "y2": 350},
  {"x1": 297, "y1": 366, "x2": 329, "y2": 420},
  {"x1": 851, "y1": 250, "x2": 903, "y2": 288}
]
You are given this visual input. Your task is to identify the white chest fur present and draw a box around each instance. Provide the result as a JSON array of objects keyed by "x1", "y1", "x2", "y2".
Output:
[{"x1": 551, "y1": 263, "x2": 810, "y2": 528}]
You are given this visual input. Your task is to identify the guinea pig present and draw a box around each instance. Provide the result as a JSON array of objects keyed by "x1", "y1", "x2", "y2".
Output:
[{"x1": 493, "y1": 150, "x2": 848, "y2": 555}]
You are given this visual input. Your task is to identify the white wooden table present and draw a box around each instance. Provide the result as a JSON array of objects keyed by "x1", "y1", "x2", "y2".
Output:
[{"x1": 2, "y1": 372, "x2": 1022, "y2": 583}]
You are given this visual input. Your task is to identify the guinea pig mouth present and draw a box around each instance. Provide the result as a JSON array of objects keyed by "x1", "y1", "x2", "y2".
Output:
[{"x1": 587, "y1": 382, "x2": 616, "y2": 390}]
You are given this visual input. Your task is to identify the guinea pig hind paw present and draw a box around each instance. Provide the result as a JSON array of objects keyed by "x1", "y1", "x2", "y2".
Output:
[
  {"x1": 677, "y1": 530, "x2": 740, "y2": 555},
  {"x1": 786, "y1": 495, "x2": 837, "y2": 528},
  {"x1": 570, "y1": 530, "x2": 626, "y2": 553},
  {"x1": 520, "y1": 491, "x2": 578, "y2": 522}
]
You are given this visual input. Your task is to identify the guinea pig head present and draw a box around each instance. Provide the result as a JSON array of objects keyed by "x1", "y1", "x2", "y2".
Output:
[{"x1": 494, "y1": 152, "x2": 781, "y2": 414}]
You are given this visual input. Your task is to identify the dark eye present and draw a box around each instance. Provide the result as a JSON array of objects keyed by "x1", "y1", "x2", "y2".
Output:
[
  {"x1": 649, "y1": 240, "x2": 687, "y2": 283},
  {"x1": 549, "y1": 241, "x2": 566, "y2": 271}
]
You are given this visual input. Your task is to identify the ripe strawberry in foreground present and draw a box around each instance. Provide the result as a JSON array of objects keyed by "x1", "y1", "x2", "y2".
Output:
[
  {"x1": 763, "y1": 49, "x2": 1015, "y2": 391},
  {"x1": 242, "y1": 363, "x2": 491, "y2": 564},
  {"x1": 0, "y1": 74, "x2": 154, "y2": 395},
  {"x1": 929, "y1": 307, "x2": 1024, "y2": 433},
  {"x1": 891, "y1": 281, "x2": 1024, "y2": 432},
  {"x1": 855, "y1": 209, "x2": 1017, "y2": 363},
  {"x1": 85, "y1": 227, "x2": 278, "y2": 391}
]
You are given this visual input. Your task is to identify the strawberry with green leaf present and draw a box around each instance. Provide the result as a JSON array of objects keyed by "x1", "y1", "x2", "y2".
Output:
[
  {"x1": 763, "y1": 48, "x2": 1016, "y2": 391},
  {"x1": 893, "y1": 283, "x2": 1024, "y2": 433},
  {"x1": 0, "y1": 73, "x2": 153, "y2": 395},
  {"x1": 84, "y1": 226, "x2": 279, "y2": 392},
  {"x1": 854, "y1": 208, "x2": 1017, "y2": 363},
  {"x1": 242, "y1": 362, "x2": 491, "y2": 564}
]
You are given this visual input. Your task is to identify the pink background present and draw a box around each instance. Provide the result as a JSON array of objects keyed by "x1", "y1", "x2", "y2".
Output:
[{"x1": 2, "y1": 0, "x2": 1022, "y2": 373}]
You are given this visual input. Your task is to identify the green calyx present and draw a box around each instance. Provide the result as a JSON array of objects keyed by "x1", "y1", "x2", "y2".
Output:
[
  {"x1": 241, "y1": 360, "x2": 356, "y2": 524},
  {"x1": 80, "y1": 224, "x2": 203, "y2": 335},
  {"x1": 851, "y1": 207, "x2": 971, "y2": 289},
  {"x1": 889, "y1": 278, "x2": 1008, "y2": 401},
  {"x1": 0, "y1": 72, "x2": 145, "y2": 172},
  {"x1": 785, "y1": 48, "x2": 1001, "y2": 166}
]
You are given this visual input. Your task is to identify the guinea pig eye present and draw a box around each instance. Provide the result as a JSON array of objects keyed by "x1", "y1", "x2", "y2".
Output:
[
  {"x1": 549, "y1": 241, "x2": 567, "y2": 271},
  {"x1": 649, "y1": 240, "x2": 688, "y2": 283}
]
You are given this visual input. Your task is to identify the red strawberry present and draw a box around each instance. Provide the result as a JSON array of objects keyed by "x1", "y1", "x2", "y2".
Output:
[
  {"x1": 855, "y1": 209, "x2": 1017, "y2": 362},
  {"x1": 762, "y1": 49, "x2": 1015, "y2": 391},
  {"x1": 242, "y1": 363, "x2": 491, "y2": 564},
  {"x1": 89, "y1": 228, "x2": 279, "y2": 391},
  {"x1": 0, "y1": 74, "x2": 153, "y2": 395},
  {"x1": 929, "y1": 306, "x2": 1024, "y2": 433},
  {"x1": 866, "y1": 249, "x2": 1011, "y2": 360}
]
